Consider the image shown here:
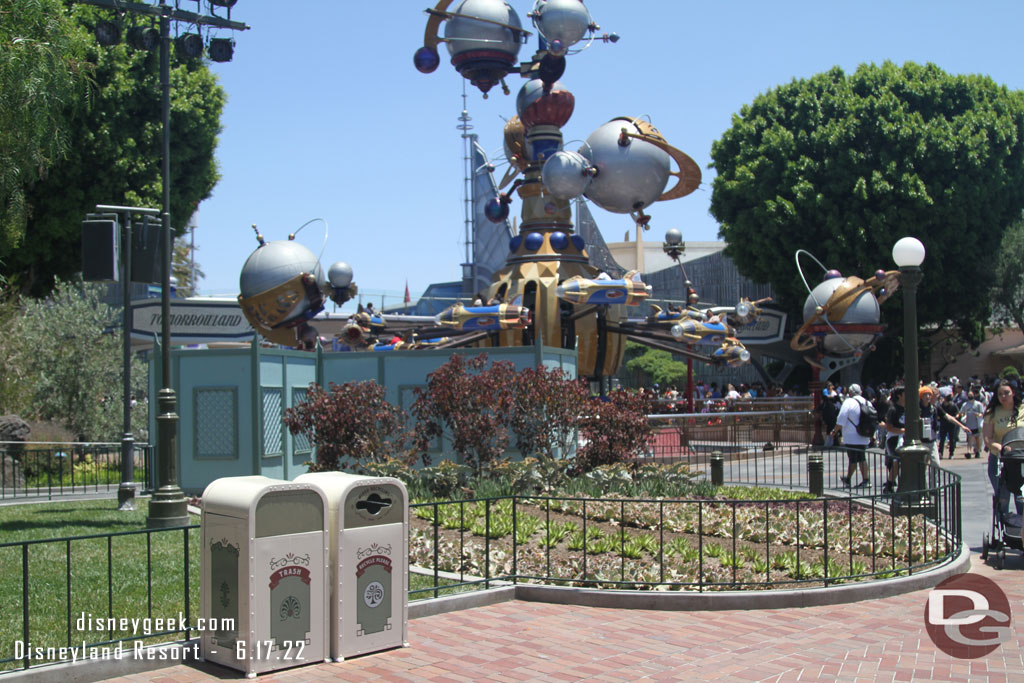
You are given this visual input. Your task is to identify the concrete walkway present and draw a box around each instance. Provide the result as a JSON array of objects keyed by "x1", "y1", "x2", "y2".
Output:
[
  {"x1": 89, "y1": 456, "x2": 1024, "y2": 683},
  {"x1": 96, "y1": 553, "x2": 1022, "y2": 682}
]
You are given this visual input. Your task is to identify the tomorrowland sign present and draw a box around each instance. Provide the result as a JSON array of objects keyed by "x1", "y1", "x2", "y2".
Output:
[{"x1": 131, "y1": 298, "x2": 254, "y2": 344}]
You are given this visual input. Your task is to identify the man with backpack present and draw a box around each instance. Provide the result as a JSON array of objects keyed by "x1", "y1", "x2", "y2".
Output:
[{"x1": 831, "y1": 383, "x2": 874, "y2": 488}]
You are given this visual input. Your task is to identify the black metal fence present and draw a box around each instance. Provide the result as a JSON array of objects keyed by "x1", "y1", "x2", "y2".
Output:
[
  {"x1": 408, "y1": 453, "x2": 961, "y2": 599},
  {"x1": 647, "y1": 410, "x2": 817, "y2": 457},
  {"x1": 0, "y1": 443, "x2": 961, "y2": 673},
  {"x1": 0, "y1": 524, "x2": 199, "y2": 673},
  {"x1": 0, "y1": 442, "x2": 152, "y2": 500}
]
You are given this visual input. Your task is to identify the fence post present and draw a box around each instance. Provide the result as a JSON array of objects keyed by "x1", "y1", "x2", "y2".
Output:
[
  {"x1": 808, "y1": 452, "x2": 823, "y2": 496},
  {"x1": 710, "y1": 451, "x2": 723, "y2": 486}
]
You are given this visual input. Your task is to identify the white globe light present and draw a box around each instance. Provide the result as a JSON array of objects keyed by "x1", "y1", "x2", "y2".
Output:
[
  {"x1": 670, "y1": 323, "x2": 684, "y2": 340},
  {"x1": 734, "y1": 300, "x2": 752, "y2": 320},
  {"x1": 892, "y1": 237, "x2": 925, "y2": 267}
]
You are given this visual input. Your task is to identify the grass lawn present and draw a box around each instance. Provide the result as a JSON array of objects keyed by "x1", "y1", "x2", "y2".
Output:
[
  {"x1": 0, "y1": 498, "x2": 472, "y2": 671},
  {"x1": 0, "y1": 498, "x2": 200, "y2": 672}
]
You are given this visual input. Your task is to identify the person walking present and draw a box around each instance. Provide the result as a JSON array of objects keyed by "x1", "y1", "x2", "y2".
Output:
[
  {"x1": 961, "y1": 391, "x2": 985, "y2": 458},
  {"x1": 982, "y1": 380, "x2": 1024, "y2": 515},
  {"x1": 919, "y1": 386, "x2": 940, "y2": 476},
  {"x1": 832, "y1": 383, "x2": 871, "y2": 488},
  {"x1": 935, "y1": 392, "x2": 970, "y2": 459},
  {"x1": 882, "y1": 387, "x2": 906, "y2": 493}
]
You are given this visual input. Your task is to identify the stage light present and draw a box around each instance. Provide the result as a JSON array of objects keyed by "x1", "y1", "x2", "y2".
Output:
[
  {"x1": 95, "y1": 20, "x2": 121, "y2": 46},
  {"x1": 127, "y1": 25, "x2": 159, "y2": 51},
  {"x1": 175, "y1": 32, "x2": 203, "y2": 59},
  {"x1": 208, "y1": 37, "x2": 234, "y2": 62}
]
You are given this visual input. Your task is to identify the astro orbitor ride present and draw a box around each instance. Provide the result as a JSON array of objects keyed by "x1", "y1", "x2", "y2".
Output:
[{"x1": 237, "y1": 0, "x2": 767, "y2": 383}]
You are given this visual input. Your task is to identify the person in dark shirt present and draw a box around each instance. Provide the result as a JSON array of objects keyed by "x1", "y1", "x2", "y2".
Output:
[
  {"x1": 873, "y1": 389, "x2": 891, "y2": 448},
  {"x1": 883, "y1": 387, "x2": 906, "y2": 494},
  {"x1": 935, "y1": 393, "x2": 970, "y2": 459},
  {"x1": 821, "y1": 394, "x2": 840, "y2": 446}
]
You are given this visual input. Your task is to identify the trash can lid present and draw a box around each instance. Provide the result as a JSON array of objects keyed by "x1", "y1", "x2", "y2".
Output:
[{"x1": 202, "y1": 475, "x2": 326, "y2": 522}]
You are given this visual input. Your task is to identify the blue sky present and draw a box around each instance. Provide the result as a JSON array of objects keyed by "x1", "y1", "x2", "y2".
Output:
[{"x1": 194, "y1": 1, "x2": 1024, "y2": 308}]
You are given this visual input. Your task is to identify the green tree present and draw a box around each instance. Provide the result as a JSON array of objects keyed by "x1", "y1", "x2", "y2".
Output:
[
  {"x1": 993, "y1": 214, "x2": 1024, "y2": 334},
  {"x1": 710, "y1": 62, "x2": 1024, "y2": 341},
  {"x1": 624, "y1": 343, "x2": 689, "y2": 387},
  {"x1": 0, "y1": 0, "x2": 91, "y2": 254},
  {"x1": 173, "y1": 232, "x2": 205, "y2": 297},
  {"x1": 6, "y1": 277, "x2": 147, "y2": 440},
  {"x1": 3, "y1": 6, "x2": 225, "y2": 296}
]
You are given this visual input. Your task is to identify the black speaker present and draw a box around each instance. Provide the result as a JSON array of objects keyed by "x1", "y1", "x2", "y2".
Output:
[
  {"x1": 130, "y1": 217, "x2": 163, "y2": 284},
  {"x1": 81, "y1": 219, "x2": 120, "y2": 282}
]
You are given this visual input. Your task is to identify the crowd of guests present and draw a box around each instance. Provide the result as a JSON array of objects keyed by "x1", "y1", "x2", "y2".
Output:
[
  {"x1": 823, "y1": 375, "x2": 1023, "y2": 514},
  {"x1": 644, "y1": 381, "x2": 804, "y2": 413}
]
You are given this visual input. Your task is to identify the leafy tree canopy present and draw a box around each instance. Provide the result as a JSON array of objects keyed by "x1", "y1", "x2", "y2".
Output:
[
  {"x1": 624, "y1": 341, "x2": 689, "y2": 388},
  {"x1": 3, "y1": 277, "x2": 147, "y2": 441},
  {"x1": 0, "y1": 0, "x2": 91, "y2": 255},
  {"x1": 2, "y1": 6, "x2": 225, "y2": 296},
  {"x1": 710, "y1": 61, "x2": 1024, "y2": 340},
  {"x1": 993, "y1": 213, "x2": 1024, "y2": 334}
]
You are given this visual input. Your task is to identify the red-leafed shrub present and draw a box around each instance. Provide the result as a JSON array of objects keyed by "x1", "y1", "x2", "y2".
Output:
[
  {"x1": 409, "y1": 353, "x2": 517, "y2": 474},
  {"x1": 509, "y1": 366, "x2": 589, "y2": 462},
  {"x1": 576, "y1": 389, "x2": 655, "y2": 472},
  {"x1": 283, "y1": 380, "x2": 410, "y2": 472}
]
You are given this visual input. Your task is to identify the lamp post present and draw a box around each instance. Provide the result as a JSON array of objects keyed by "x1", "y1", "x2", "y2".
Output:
[
  {"x1": 92, "y1": 204, "x2": 162, "y2": 511},
  {"x1": 663, "y1": 229, "x2": 695, "y2": 412},
  {"x1": 892, "y1": 237, "x2": 931, "y2": 502},
  {"x1": 79, "y1": 0, "x2": 248, "y2": 531}
]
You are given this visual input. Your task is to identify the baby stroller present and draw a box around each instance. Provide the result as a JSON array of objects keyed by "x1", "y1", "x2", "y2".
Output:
[{"x1": 981, "y1": 427, "x2": 1024, "y2": 569}]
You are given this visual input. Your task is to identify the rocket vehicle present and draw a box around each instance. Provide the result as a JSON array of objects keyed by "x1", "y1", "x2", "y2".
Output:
[
  {"x1": 555, "y1": 270, "x2": 651, "y2": 306},
  {"x1": 435, "y1": 302, "x2": 531, "y2": 331},
  {"x1": 712, "y1": 340, "x2": 752, "y2": 367}
]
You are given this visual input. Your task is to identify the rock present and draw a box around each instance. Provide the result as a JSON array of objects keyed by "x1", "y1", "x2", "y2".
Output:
[
  {"x1": 1, "y1": 454, "x2": 24, "y2": 489},
  {"x1": 0, "y1": 415, "x2": 30, "y2": 443},
  {"x1": 0, "y1": 415, "x2": 30, "y2": 490}
]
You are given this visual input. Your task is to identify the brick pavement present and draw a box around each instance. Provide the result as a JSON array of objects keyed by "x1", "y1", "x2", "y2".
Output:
[{"x1": 100, "y1": 554, "x2": 1024, "y2": 682}]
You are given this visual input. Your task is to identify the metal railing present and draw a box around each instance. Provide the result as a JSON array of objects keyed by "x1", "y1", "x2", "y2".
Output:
[
  {"x1": 0, "y1": 442, "x2": 152, "y2": 500},
  {"x1": 647, "y1": 410, "x2": 816, "y2": 457},
  {"x1": 651, "y1": 397, "x2": 815, "y2": 414},
  {"x1": 0, "y1": 443, "x2": 961, "y2": 673},
  {"x1": 408, "y1": 455, "x2": 961, "y2": 599},
  {"x1": 0, "y1": 524, "x2": 199, "y2": 672}
]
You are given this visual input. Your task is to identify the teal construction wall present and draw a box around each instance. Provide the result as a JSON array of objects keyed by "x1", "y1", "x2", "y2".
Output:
[{"x1": 152, "y1": 343, "x2": 577, "y2": 494}]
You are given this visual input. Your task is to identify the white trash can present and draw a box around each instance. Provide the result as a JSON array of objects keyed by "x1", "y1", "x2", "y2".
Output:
[
  {"x1": 295, "y1": 472, "x2": 408, "y2": 661},
  {"x1": 200, "y1": 476, "x2": 329, "y2": 677}
]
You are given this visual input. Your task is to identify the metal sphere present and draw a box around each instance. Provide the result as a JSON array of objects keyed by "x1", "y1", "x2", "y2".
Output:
[
  {"x1": 485, "y1": 197, "x2": 510, "y2": 223},
  {"x1": 532, "y1": 0, "x2": 591, "y2": 55},
  {"x1": 328, "y1": 261, "x2": 353, "y2": 288},
  {"x1": 541, "y1": 150, "x2": 592, "y2": 199},
  {"x1": 516, "y1": 78, "x2": 566, "y2": 117},
  {"x1": 239, "y1": 239, "x2": 324, "y2": 324},
  {"x1": 664, "y1": 228, "x2": 682, "y2": 246},
  {"x1": 413, "y1": 46, "x2": 441, "y2": 73},
  {"x1": 802, "y1": 276, "x2": 881, "y2": 355},
  {"x1": 579, "y1": 118, "x2": 671, "y2": 214},
  {"x1": 445, "y1": 0, "x2": 523, "y2": 94}
]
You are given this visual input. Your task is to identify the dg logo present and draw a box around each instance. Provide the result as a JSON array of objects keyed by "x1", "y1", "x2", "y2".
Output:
[{"x1": 924, "y1": 574, "x2": 1012, "y2": 658}]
